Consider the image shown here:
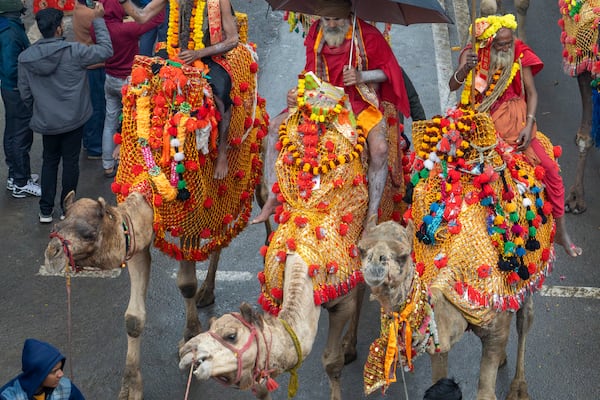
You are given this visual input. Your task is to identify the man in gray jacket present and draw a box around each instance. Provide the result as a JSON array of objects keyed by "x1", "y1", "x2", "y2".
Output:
[{"x1": 18, "y1": 5, "x2": 113, "y2": 223}]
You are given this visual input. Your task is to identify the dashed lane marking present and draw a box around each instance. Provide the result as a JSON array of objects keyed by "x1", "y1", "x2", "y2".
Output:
[
  {"x1": 170, "y1": 270, "x2": 254, "y2": 282},
  {"x1": 539, "y1": 286, "x2": 600, "y2": 299}
]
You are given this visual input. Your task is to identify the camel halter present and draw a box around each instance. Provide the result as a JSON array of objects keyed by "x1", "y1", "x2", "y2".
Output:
[{"x1": 208, "y1": 312, "x2": 277, "y2": 392}]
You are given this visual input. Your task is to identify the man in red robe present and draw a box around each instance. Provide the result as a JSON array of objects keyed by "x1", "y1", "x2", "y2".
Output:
[
  {"x1": 449, "y1": 14, "x2": 581, "y2": 257},
  {"x1": 254, "y1": 0, "x2": 410, "y2": 229}
]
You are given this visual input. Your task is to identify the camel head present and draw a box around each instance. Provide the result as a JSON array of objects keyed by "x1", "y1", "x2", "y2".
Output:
[
  {"x1": 179, "y1": 302, "x2": 268, "y2": 391},
  {"x1": 43, "y1": 191, "x2": 148, "y2": 274},
  {"x1": 358, "y1": 221, "x2": 416, "y2": 313}
]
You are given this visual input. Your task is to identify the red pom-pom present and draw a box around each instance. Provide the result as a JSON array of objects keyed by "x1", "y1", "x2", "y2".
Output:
[
  {"x1": 315, "y1": 226, "x2": 326, "y2": 240},
  {"x1": 153, "y1": 194, "x2": 163, "y2": 207},
  {"x1": 339, "y1": 223, "x2": 349, "y2": 236},
  {"x1": 110, "y1": 182, "x2": 121, "y2": 194},
  {"x1": 222, "y1": 214, "x2": 234, "y2": 224},
  {"x1": 477, "y1": 264, "x2": 491, "y2": 278},
  {"x1": 286, "y1": 238, "x2": 296, "y2": 251},
  {"x1": 239, "y1": 81, "x2": 250, "y2": 92},
  {"x1": 415, "y1": 262, "x2": 425, "y2": 276},
  {"x1": 259, "y1": 245, "x2": 269, "y2": 257},
  {"x1": 276, "y1": 250, "x2": 287, "y2": 263},
  {"x1": 200, "y1": 228, "x2": 211, "y2": 239},
  {"x1": 233, "y1": 96, "x2": 243, "y2": 107},
  {"x1": 294, "y1": 216, "x2": 308, "y2": 227},
  {"x1": 257, "y1": 271, "x2": 266, "y2": 285},
  {"x1": 507, "y1": 271, "x2": 520, "y2": 285},
  {"x1": 249, "y1": 62, "x2": 259, "y2": 73},
  {"x1": 308, "y1": 264, "x2": 319, "y2": 277},
  {"x1": 203, "y1": 197, "x2": 213, "y2": 208},
  {"x1": 270, "y1": 287, "x2": 283, "y2": 300},
  {"x1": 326, "y1": 261, "x2": 338, "y2": 274},
  {"x1": 553, "y1": 145, "x2": 562, "y2": 159},
  {"x1": 113, "y1": 133, "x2": 122, "y2": 145},
  {"x1": 534, "y1": 165, "x2": 546, "y2": 181}
]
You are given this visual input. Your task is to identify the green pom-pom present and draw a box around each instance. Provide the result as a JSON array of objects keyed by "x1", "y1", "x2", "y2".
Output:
[
  {"x1": 176, "y1": 163, "x2": 185, "y2": 174},
  {"x1": 419, "y1": 169, "x2": 430, "y2": 179},
  {"x1": 525, "y1": 210, "x2": 535, "y2": 221},
  {"x1": 411, "y1": 173, "x2": 420, "y2": 186},
  {"x1": 509, "y1": 212, "x2": 519, "y2": 223},
  {"x1": 504, "y1": 241, "x2": 515, "y2": 255},
  {"x1": 528, "y1": 226, "x2": 537, "y2": 236},
  {"x1": 177, "y1": 180, "x2": 187, "y2": 190}
]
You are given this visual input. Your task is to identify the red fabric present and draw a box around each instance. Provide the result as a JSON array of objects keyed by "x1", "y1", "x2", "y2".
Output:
[
  {"x1": 304, "y1": 18, "x2": 410, "y2": 118},
  {"x1": 530, "y1": 138, "x2": 564, "y2": 218},
  {"x1": 102, "y1": 0, "x2": 164, "y2": 78}
]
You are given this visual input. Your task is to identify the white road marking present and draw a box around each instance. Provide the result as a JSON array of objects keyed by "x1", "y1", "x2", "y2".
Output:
[
  {"x1": 170, "y1": 270, "x2": 255, "y2": 282},
  {"x1": 539, "y1": 286, "x2": 600, "y2": 299}
]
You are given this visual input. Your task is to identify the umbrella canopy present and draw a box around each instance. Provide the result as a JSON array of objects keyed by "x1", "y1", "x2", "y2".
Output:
[{"x1": 266, "y1": 0, "x2": 453, "y2": 25}]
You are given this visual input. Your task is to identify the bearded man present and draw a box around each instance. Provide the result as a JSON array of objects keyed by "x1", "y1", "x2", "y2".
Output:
[
  {"x1": 253, "y1": 0, "x2": 412, "y2": 230},
  {"x1": 449, "y1": 14, "x2": 582, "y2": 257}
]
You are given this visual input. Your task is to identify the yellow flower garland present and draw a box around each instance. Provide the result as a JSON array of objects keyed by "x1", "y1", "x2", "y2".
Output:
[
  {"x1": 460, "y1": 56, "x2": 521, "y2": 106},
  {"x1": 167, "y1": 0, "x2": 206, "y2": 59},
  {"x1": 471, "y1": 14, "x2": 518, "y2": 42}
]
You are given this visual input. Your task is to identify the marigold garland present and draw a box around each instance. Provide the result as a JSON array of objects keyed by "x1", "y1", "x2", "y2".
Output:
[{"x1": 460, "y1": 58, "x2": 521, "y2": 107}]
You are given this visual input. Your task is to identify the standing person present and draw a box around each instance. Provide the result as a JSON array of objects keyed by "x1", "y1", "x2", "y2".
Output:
[
  {"x1": 253, "y1": 0, "x2": 411, "y2": 229},
  {"x1": 100, "y1": 0, "x2": 164, "y2": 178},
  {"x1": 18, "y1": 6, "x2": 113, "y2": 223},
  {"x1": 131, "y1": 0, "x2": 168, "y2": 56},
  {"x1": 449, "y1": 13, "x2": 582, "y2": 257},
  {"x1": 0, "y1": 338, "x2": 85, "y2": 400},
  {"x1": 72, "y1": 0, "x2": 107, "y2": 160},
  {"x1": 423, "y1": 378, "x2": 462, "y2": 400},
  {"x1": 0, "y1": 0, "x2": 40, "y2": 198},
  {"x1": 119, "y1": 0, "x2": 240, "y2": 179}
]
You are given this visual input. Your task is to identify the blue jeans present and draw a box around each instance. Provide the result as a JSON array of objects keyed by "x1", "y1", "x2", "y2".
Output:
[
  {"x1": 1, "y1": 87, "x2": 34, "y2": 187},
  {"x1": 138, "y1": 4, "x2": 169, "y2": 56},
  {"x1": 102, "y1": 74, "x2": 126, "y2": 171},
  {"x1": 40, "y1": 127, "x2": 83, "y2": 215},
  {"x1": 82, "y1": 68, "x2": 106, "y2": 156}
]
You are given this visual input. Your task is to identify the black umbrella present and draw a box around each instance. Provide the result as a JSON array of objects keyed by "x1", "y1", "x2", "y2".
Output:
[{"x1": 266, "y1": 0, "x2": 453, "y2": 26}]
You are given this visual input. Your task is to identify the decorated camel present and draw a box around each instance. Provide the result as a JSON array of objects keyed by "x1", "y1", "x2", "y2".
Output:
[
  {"x1": 178, "y1": 71, "x2": 409, "y2": 399},
  {"x1": 358, "y1": 110, "x2": 555, "y2": 399},
  {"x1": 43, "y1": 9, "x2": 269, "y2": 400},
  {"x1": 558, "y1": 0, "x2": 599, "y2": 214}
]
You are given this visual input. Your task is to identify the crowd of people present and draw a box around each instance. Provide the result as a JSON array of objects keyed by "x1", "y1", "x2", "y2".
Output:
[{"x1": 0, "y1": 0, "x2": 583, "y2": 397}]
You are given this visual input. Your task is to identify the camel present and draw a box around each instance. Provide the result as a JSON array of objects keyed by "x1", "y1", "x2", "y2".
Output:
[
  {"x1": 178, "y1": 72, "x2": 382, "y2": 400},
  {"x1": 558, "y1": 0, "x2": 599, "y2": 215},
  {"x1": 358, "y1": 221, "x2": 534, "y2": 400},
  {"x1": 356, "y1": 110, "x2": 555, "y2": 399},
  {"x1": 178, "y1": 255, "x2": 365, "y2": 400}
]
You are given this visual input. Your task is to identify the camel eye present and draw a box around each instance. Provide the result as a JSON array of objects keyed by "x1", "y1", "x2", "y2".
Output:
[
  {"x1": 378, "y1": 254, "x2": 387, "y2": 263},
  {"x1": 225, "y1": 332, "x2": 237, "y2": 342},
  {"x1": 395, "y1": 254, "x2": 408, "y2": 266}
]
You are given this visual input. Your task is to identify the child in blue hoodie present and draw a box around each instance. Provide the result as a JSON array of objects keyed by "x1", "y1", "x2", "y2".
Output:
[{"x1": 0, "y1": 339, "x2": 85, "y2": 400}]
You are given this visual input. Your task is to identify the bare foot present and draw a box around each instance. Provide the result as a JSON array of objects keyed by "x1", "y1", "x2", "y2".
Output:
[
  {"x1": 554, "y1": 216, "x2": 582, "y2": 257},
  {"x1": 251, "y1": 196, "x2": 279, "y2": 224},
  {"x1": 213, "y1": 151, "x2": 228, "y2": 180}
]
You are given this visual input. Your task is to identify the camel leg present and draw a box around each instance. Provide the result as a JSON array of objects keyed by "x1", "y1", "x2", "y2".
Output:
[
  {"x1": 565, "y1": 72, "x2": 593, "y2": 215},
  {"x1": 195, "y1": 251, "x2": 219, "y2": 308},
  {"x1": 341, "y1": 283, "x2": 365, "y2": 364},
  {"x1": 119, "y1": 250, "x2": 151, "y2": 400},
  {"x1": 322, "y1": 294, "x2": 357, "y2": 400},
  {"x1": 514, "y1": 0, "x2": 530, "y2": 42},
  {"x1": 428, "y1": 289, "x2": 468, "y2": 383},
  {"x1": 474, "y1": 312, "x2": 512, "y2": 400},
  {"x1": 507, "y1": 296, "x2": 533, "y2": 400},
  {"x1": 178, "y1": 260, "x2": 202, "y2": 342}
]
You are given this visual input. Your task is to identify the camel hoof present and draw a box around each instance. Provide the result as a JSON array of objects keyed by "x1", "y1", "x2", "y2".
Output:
[
  {"x1": 195, "y1": 287, "x2": 216, "y2": 308},
  {"x1": 506, "y1": 380, "x2": 530, "y2": 400}
]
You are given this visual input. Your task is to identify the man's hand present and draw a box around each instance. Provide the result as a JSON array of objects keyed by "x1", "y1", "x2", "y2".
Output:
[
  {"x1": 464, "y1": 50, "x2": 478, "y2": 71},
  {"x1": 179, "y1": 50, "x2": 201, "y2": 64},
  {"x1": 287, "y1": 87, "x2": 298, "y2": 108},
  {"x1": 343, "y1": 66, "x2": 361, "y2": 86},
  {"x1": 517, "y1": 125, "x2": 533, "y2": 151},
  {"x1": 93, "y1": 2, "x2": 105, "y2": 18}
]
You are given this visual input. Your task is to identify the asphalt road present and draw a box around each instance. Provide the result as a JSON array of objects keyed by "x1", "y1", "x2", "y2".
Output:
[{"x1": 0, "y1": 1, "x2": 598, "y2": 399}]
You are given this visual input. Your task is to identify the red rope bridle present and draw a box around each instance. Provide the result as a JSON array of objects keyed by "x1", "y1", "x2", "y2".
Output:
[{"x1": 207, "y1": 312, "x2": 276, "y2": 392}]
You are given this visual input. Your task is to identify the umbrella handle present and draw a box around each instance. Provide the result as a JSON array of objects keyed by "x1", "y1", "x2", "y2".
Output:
[
  {"x1": 470, "y1": 0, "x2": 477, "y2": 106},
  {"x1": 348, "y1": 13, "x2": 357, "y2": 68}
]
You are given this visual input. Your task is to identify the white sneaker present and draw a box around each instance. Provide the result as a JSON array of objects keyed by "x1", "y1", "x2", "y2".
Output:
[
  {"x1": 7, "y1": 174, "x2": 38, "y2": 191},
  {"x1": 12, "y1": 181, "x2": 42, "y2": 198},
  {"x1": 39, "y1": 212, "x2": 53, "y2": 223}
]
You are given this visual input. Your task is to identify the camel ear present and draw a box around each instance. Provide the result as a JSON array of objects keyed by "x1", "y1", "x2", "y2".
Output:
[
  {"x1": 239, "y1": 302, "x2": 262, "y2": 328},
  {"x1": 64, "y1": 191, "x2": 76, "y2": 210}
]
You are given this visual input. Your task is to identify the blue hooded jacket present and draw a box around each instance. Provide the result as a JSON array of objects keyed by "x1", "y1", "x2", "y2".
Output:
[
  {"x1": 0, "y1": 339, "x2": 85, "y2": 400},
  {"x1": 0, "y1": 12, "x2": 29, "y2": 90}
]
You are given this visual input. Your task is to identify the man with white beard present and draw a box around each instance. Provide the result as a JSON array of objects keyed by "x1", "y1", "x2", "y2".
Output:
[
  {"x1": 252, "y1": 0, "x2": 416, "y2": 230},
  {"x1": 449, "y1": 14, "x2": 582, "y2": 258}
]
